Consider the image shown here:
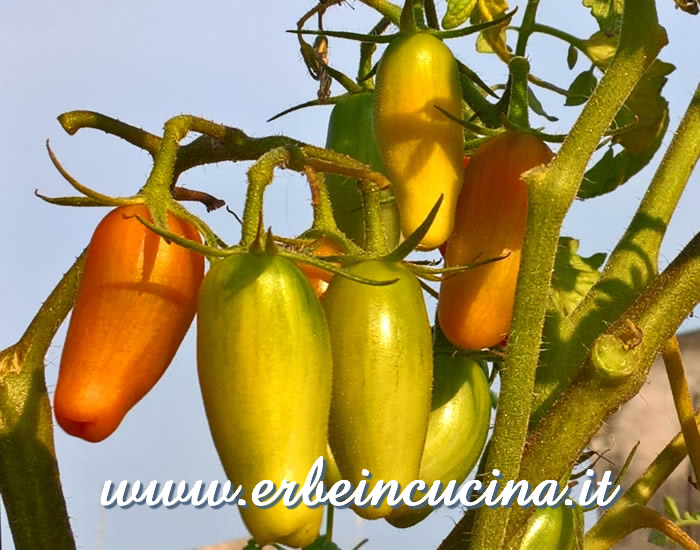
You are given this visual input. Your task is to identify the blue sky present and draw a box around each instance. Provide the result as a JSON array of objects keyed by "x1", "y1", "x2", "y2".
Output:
[{"x1": 1, "y1": 2, "x2": 698, "y2": 549}]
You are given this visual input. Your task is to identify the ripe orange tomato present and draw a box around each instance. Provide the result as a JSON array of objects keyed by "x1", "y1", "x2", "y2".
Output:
[
  {"x1": 297, "y1": 238, "x2": 344, "y2": 299},
  {"x1": 54, "y1": 204, "x2": 204, "y2": 442},
  {"x1": 439, "y1": 133, "x2": 553, "y2": 350}
]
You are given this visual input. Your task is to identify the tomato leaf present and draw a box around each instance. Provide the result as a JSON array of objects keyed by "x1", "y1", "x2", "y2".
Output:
[
  {"x1": 565, "y1": 70, "x2": 597, "y2": 106},
  {"x1": 613, "y1": 60, "x2": 674, "y2": 153},
  {"x1": 578, "y1": 60, "x2": 673, "y2": 199},
  {"x1": 567, "y1": 44, "x2": 579, "y2": 70},
  {"x1": 528, "y1": 86, "x2": 559, "y2": 122},
  {"x1": 442, "y1": 0, "x2": 478, "y2": 30},
  {"x1": 550, "y1": 237, "x2": 606, "y2": 317},
  {"x1": 470, "y1": 0, "x2": 510, "y2": 60},
  {"x1": 582, "y1": 0, "x2": 623, "y2": 35}
]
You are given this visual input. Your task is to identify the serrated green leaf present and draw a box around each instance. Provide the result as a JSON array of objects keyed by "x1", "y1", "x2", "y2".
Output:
[
  {"x1": 528, "y1": 86, "x2": 559, "y2": 122},
  {"x1": 567, "y1": 44, "x2": 579, "y2": 70},
  {"x1": 470, "y1": 0, "x2": 510, "y2": 59},
  {"x1": 583, "y1": 0, "x2": 624, "y2": 35},
  {"x1": 578, "y1": 59, "x2": 673, "y2": 199},
  {"x1": 614, "y1": 60, "x2": 675, "y2": 154},
  {"x1": 578, "y1": 109, "x2": 668, "y2": 199},
  {"x1": 550, "y1": 237, "x2": 606, "y2": 317},
  {"x1": 565, "y1": 70, "x2": 598, "y2": 106},
  {"x1": 442, "y1": 0, "x2": 478, "y2": 30}
]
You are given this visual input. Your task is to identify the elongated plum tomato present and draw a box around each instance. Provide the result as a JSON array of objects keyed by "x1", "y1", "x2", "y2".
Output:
[
  {"x1": 387, "y1": 354, "x2": 490, "y2": 527},
  {"x1": 438, "y1": 132, "x2": 553, "y2": 350},
  {"x1": 296, "y1": 238, "x2": 344, "y2": 299},
  {"x1": 374, "y1": 33, "x2": 464, "y2": 250},
  {"x1": 519, "y1": 504, "x2": 579, "y2": 550},
  {"x1": 323, "y1": 260, "x2": 432, "y2": 520},
  {"x1": 54, "y1": 205, "x2": 204, "y2": 442},
  {"x1": 197, "y1": 253, "x2": 332, "y2": 547},
  {"x1": 325, "y1": 92, "x2": 400, "y2": 248}
]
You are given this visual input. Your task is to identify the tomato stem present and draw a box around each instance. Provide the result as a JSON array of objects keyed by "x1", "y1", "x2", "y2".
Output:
[
  {"x1": 505, "y1": 57, "x2": 531, "y2": 129},
  {"x1": 514, "y1": 0, "x2": 541, "y2": 57},
  {"x1": 0, "y1": 252, "x2": 85, "y2": 550},
  {"x1": 532, "y1": 77, "x2": 700, "y2": 423},
  {"x1": 444, "y1": 2, "x2": 669, "y2": 548},
  {"x1": 663, "y1": 337, "x2": 700, "y2": 485},
  {"x1": 399, "y1": 0, "x2": 418, "y2": 35}
]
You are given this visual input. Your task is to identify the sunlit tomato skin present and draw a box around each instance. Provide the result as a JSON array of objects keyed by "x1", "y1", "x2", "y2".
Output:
[
  {"x1": 54, "y1": 205, "x2": 204, "y2": 443},
  {"x1": 387, "y1": 354, "x2": 491, "y2": 528},
  {"x1": 297, "y1": 238, "x2": 345, "y2": 299},
  {"x1": 326, "y1": 92, "x2": 401, "y2": 249},
  {"x1": 322, "y1": 260, "x2": 432, "y2": 520},
  {"x1": 374, "y1": 33, "x2": 464, "y2": 250},
  {"x1": 438, "y1": 132, "x2": 553, "y2": 350},
  {"x1": 519, "y1": 504, "x2": 579, "y2": 550},
  {"x1": 197, "y1": 253, "x2": 332, "y2": 547}
]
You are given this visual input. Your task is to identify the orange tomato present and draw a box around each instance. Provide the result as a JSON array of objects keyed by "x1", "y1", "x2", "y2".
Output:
[
  {"x1": 54, "y1": 204, "x2": 204, "y2": 442},
  {"x1": 297, "y1": 238, "x2": 344, "y2": 299},
  {"x1": 438, "y1": 133, "x2": 553, "y2": 350}
]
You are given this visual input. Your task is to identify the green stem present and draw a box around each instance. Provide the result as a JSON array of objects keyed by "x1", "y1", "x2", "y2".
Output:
[
  {"x1": 241, "y1": 148, "x2": 290, "y2": 247},
  {"x1": 515, "y1": 0, "x2": 541, "y2": 57},
  {"x1": 663, "y1": 337, "x2": 700, "y2": 486},
  {"x1": 587, "y1": 407, "x2": 699, "y2": 549},
  {"x1": 304, "y1": 167, "x2": 338, "y2": 232},
  {"x1": 0, "y1": 251, "x2": 86, "y2": 550},
  {"x1": 361, "y1": 183, "x2": 389, "y2": 255},
  {"x1": 506, "y1": 57, "x2": 530, "y2": 128},
  {"x1": 358, "y1": 18, "x2": 391, "y2": 86},
  {"x1": 588, "y1": 505, "x2": 700, "y2": 550},
  {"x1": 532, "y1": 74, "x2": 700, "y2": 423},
  {"x1": 509, "y1": 230, "x2": 700, "y2": 543},
  {"x1": 399, "y1": 0, "x2": 418, "y2": 34},
  {"x1": 530, "y1": 23, "x2": 587, "y2": 53},
  {"x1": 442, "y1": 2, "x2": 666, "y2": 549},
  {"x1": 57, "y1": 111, "x2": 161, "y2": 157},
  {"x1": 358, "y1": 0, "x2": 402, "y2": 24},
  {"x1": 423, "y1": 0, "x2": 438, "y2": 29}
]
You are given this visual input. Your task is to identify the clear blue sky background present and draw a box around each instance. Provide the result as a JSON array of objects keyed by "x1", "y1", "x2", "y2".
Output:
[{"x1": 1, "y1": 2, "x2": 698, "y2": 549}]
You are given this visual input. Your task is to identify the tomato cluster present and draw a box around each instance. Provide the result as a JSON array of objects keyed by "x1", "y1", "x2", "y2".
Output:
[{"x1": 52, "y1": 22, "x2": 561, "y2": 549}]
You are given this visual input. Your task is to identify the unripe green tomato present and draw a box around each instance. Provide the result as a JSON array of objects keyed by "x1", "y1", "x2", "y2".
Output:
[
  {"x1": 387, "y1": 354, "x2": 491, "y2": 527},
  {"x1": 197, "y1": 253, "x2": 332, "y2": 548},
  {"x1": 519, "y1": 504, "x2": 579, "y2": 550},
  {"x1": 325, "y1": 92, "x2": 400, "y2": 249},
  {"x1": 374, "y1": 33, "x2": 464, "y2": 250},
  {"x1": 323, "y1": 260, "x2": 433, "y2": 520}
]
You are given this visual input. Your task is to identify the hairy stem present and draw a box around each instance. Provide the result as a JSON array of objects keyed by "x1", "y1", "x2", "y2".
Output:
[
  {"x1": 663, "y1": 337, "x2": 700, "y2": 485},
  {"x1": 515, "y1": 0, "x2": 541, "y2": 57},
  {"x1": 442, "y1": 2, "x2": 667, "y2": 548},
  {"x1": 0, "y1": 251, "x2": 86, "y2": 550},
  {"x1": 586, "y1": 408, "x2": 700, "y2": 548},
  {"x1": 533, "y1": 73, "x2": 700, "y2": 423},
  {"x1": 509, "y1": 231, "x2": 700, "y2": 542}
]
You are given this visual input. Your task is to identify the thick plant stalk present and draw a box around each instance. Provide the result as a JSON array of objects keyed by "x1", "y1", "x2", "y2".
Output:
[
  {"x1": 0, "y1": 252, "x2": 85, "y2": 550},
  {"x1": 533, "y1": 76, "x2": 700, "y2": 421},
  {"x1": 444, "y1": 2, "x2": 667, "y2": 549},
  {"x1": 662, "y1": 337, "x2": 700, "y2": 487},
  {"x1": 586, "y1": 408, "x2": 700, "y2": 548},
  {"x1": 508, "y1": 231, "x2": 700, "y2": 542}
]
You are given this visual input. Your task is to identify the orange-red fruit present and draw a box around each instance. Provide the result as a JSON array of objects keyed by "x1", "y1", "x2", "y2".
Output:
[
  {"x1": 54, "y1": 204, "x2": 204, "y2": 442},
  {"x1": 438, "y1": 133, "x2": 553, "y2": 350},
  {"x1": 297, "y1": 239, "x2": 344, "y2": 299}
]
